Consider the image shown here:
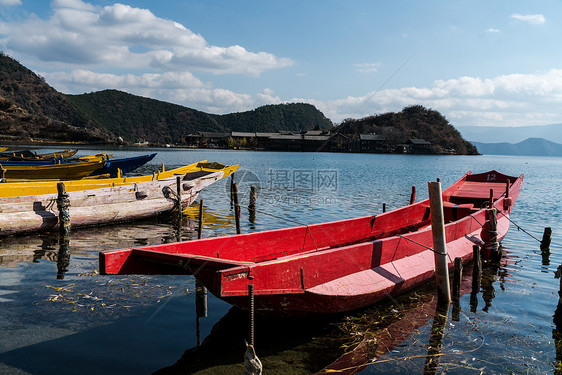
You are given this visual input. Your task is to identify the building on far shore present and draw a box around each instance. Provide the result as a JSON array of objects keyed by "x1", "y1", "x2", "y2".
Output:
[{"x1": 183, "y1": 131, "x2": 435, "y2": 154}]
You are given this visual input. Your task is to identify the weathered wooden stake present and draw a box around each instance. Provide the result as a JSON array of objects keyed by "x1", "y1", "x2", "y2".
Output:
[
  {"x1": 470, "y1": 245, "x2": 482, "y2": 312},
  {"x1": 232, "y1": 182, "x2": 241, "y2": 234},
  {"x1": 382, "y1": 203, "x2": 386, "y2": 213},
  {"x1": 57, "y1": 182, "x2": 71, "y2": 237},
  {"x1": 249, "y1": 185, "x2": 257, "y2": 223},
  {"x1": 176, "y1": 176, "x2": 182, "y2": 211},
  {"x1": 230, "y1": 173, "x2": 235, "y2": 208},
  {"x1": 198, "y1": 199, "x2": 204, "y2": 240},
  {"x1": 452, "y1": 257, "x2": 463, "y2": 301},
  {"x1": 541, "y1": 227, "x2": 552, "y2": 250},
  {"x1": 483, "y1": 208, "x2": 499, "y2": 255},
  {"x1": 410, "y1": 186, "x2": 416, "y2": 205},
  {"x1": 452, "y1": 257, "x2": 462, "y2": 321},
  {"x1": 428, "y1": 181, "x2": 450, "y2": 303}
]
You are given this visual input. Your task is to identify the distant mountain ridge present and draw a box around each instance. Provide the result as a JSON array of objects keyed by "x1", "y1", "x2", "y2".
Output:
[
  {"x1": 458, "y1": 123, "x2": 562, "y2": 144},
  {"x1": 472, "y1": 137, "x2": 562, "y2": 156}
]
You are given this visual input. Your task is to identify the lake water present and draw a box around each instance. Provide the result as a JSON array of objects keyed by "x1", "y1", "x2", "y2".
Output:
[{"x1": 0, "y1": 147, "x2": 561, "y2": 374}]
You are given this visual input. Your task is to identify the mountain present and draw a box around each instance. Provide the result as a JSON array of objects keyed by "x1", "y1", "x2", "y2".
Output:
[
  {"x1": 335, "y1": 105, "x2": 478, "y2": 155},
  {"x1": 0, "y1": 52, "x2": 331, "y2": 144},
  {"x1": 65, "y1": 90, "x2": 332, "y2": 144},
  {"x1": 0, "y1": 52, "x2": 109, "y2": 142},
  {"x1": 458, "y1": 124, "x2": 562, "y2": 144},
  {"x1": 472, "y1": 137, "x2": 562, "y2": 156}
]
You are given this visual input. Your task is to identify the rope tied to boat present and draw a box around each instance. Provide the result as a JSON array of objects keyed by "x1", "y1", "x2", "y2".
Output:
[
  {"x1": 396, "y1": 235, "x2": 451, "y2": 261},
  {"x1": 495, "y1": 210, "x2": 543, "y2": 243}
]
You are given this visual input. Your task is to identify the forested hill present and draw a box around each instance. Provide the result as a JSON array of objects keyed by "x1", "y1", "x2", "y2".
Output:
[
  {"x1": 65, "y1": 90, "x2": 332, "y2": 144},
  {"x1": 335, "y1": 105, "x2": 479, "y2": 155},
  {"x1": 0, "y1": 52, "x2": 108, "y2": 142},
  {"x1": 0, "y1": 52, "x2": 331, "y2": 144}
]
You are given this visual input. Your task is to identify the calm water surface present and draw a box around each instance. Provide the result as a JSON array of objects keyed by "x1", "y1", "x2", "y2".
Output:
[{"x1": 0, "y1": 147, "x2": 561, "y2": 374}]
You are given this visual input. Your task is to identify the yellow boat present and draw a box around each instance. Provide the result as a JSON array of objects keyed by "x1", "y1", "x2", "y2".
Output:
[
  {"x1": 0, "y1": 158, "x2": 107, "y2": 180},
  {"x1": 0, "y1": 161, "x2": 238, "y2": 197},
  {"x1": 0, "y1": 148, "x2": 78, "y2": 161},
  {"x1": 0, "y1": 161, "x2": 239, "y2": 235}
]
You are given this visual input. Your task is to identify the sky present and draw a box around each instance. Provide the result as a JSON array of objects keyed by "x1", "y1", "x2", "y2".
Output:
[{"x1": 1, "y1": 0, "x2": 562, "y2": 129}]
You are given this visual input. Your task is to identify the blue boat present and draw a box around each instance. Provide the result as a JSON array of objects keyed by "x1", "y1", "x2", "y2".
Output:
[
  {"x1": 88, "y1": 153, "x2": 157, "y2": 177},
  {"x1": 0, "y1": 153, "x2": 157, "y2": 178}
]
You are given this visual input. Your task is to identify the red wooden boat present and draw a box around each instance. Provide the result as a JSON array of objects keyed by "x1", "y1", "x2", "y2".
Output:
[{"x1": 100, "y1": 170, "x2": 523, "y2": 316}]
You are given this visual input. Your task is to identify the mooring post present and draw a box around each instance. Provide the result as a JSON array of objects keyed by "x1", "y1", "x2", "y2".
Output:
[
  {"x1": 175, "y1": 176, "x2": 182, "y2": 211},
  {"x1": 232, "y1": 182, "x2": 241, "y2": 234},
  {"x1": 56, "y1": 182, "x2": 71, "y2": 280},
  {"x1": 470, "y1": 245, "x2": 482, "y2": 312},
  {"x1": 57, "y1": 182, "x2": 71, "y2": 237},
  {"x1": 428, "y1": 181, "x2": 451, "y2": 303},
  {"x1": 0, "y1": 167, "x2": 5, "y2": 183},
  {"x1": 541, "y1": 227, "x2": 552, "y2": 250},
  {"x1": 483, "y1": 208, "x2": 499, "y2": 256},
  {"x1": 452, "y1": 257, "x2": 463, "y2": 300},
  {"x1": 198, "y1": 199, "x2": 204, "y2": 240},
  {"x1": 230, "y1": 173, "x2": 235, "y2": 208},
  {"x1": 382, "y1": 203, "x2": 386, "y2": 213},
  {"x1": 410, "y1": 185, "x2": 416, "y2": 205},
  {"x1": 249, "y1": 185, "x2": 257, "y2": 223},
  {"x1": 452, "y1": 257, "x2": 463, "y2": 322}
]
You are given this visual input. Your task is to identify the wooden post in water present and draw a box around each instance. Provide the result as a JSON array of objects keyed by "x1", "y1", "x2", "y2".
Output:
[
  {"x1": 230, "y1": 173, "x2": 235, "y2": 208},
  {"x1": 452, "y1": 257, "x2": 462, "y2": 322},
  {"x1": 410, "y1": 186, "x2": 416, "y2": 205},
  {"x1": 541, "y1": 227, "x2": 552, "y2": 250},
  {"x1": 470, "y1": 245, "x2": 482, "y2": 313},
  {"x1": 249, "y1": 185, "x2": 257, "y2": 223},
  {"x1": 176, "y1": 176, "x2": 182, "y2": 211},
  {"x1": 56, "y1": 182, "x2": 71, "y2": 280},
  {"x1": 57, "y1": 182, "x2": 71, "y2": 237},
  {"x1": 198, "y1": 199, "x2": 204, "y2": 240},
  {"x1": 483, "y1": 208, "x2": 499, "y2": 256},
  {"x1": 382, "y1": 203, "x2": 386, "y2": 213},
  {"x1": 232, "y1": 182, "x2": 241, "y2": 234},
  {"x1": 428, "y1": 181, "x2": 450, "y2": 303},
  {"x1": 452, "y1": 257, "x2": 463, "y2": 300}
]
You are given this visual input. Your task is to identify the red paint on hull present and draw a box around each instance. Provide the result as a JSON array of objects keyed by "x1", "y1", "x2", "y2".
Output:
[{"x1": 100, "y1": 170, "x2": 523, "y2": 316}]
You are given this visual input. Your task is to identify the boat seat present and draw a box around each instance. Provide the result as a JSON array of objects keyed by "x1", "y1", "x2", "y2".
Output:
[{"x1": 442, "y1": 201, "x2": 475, "y2": 222}]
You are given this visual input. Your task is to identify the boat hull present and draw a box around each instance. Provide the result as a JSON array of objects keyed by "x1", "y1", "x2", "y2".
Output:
[
  {"x1": 0, "y1": 163, "x2": 238, "y2": 235},
  {"x1": 100, "y1": 170, "x2": 523, "y2": 316}
]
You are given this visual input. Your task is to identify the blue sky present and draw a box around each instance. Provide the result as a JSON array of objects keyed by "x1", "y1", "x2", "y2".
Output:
[{"x1": 1, "y1": 0, "x2": 561, "y2": 129}]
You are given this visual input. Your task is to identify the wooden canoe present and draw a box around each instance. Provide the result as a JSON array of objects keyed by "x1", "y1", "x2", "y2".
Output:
[
  {"x1": 0, "y1": 149, "x2": 78, "y2": 161},
  {"x1": 88, "y1": 153, "x2": 157, "y2": 177},
  {"x1": 0, "y1": 158, "x2": 107, "y2": 180},
  {"x1": 100, "y1": 170, "x2": 523, "y2": 316},
  {"x1": 0, "y1": 161, "x2": 238, "y2": 236}
]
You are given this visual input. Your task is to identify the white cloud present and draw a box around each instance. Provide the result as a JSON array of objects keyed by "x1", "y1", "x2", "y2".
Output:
[
  {"x1": 0, "y1": 0, "x2": 22, "y2": 6},
  {"x1": 510, "y1": 14, "x2": 545, "y2": 25},
  {"x1": 485, "y1": 28, "x2": 500, "y2": 33},
  {"x1": 1, "y1": 0, "x2": 292, "y2": 75},
  {"x1": 353, "y1": 62, "x2": 381, "y2": 73},
  {"x1": 302, "y1": 70, "x2": 562, "y2": 127}
]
